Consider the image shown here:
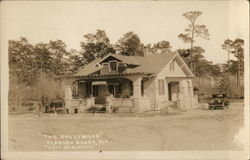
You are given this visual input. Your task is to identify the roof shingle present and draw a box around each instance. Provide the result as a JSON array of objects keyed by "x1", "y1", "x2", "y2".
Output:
[{"x1": 74, "y1": 52, "x2": 178, "y2": 77}]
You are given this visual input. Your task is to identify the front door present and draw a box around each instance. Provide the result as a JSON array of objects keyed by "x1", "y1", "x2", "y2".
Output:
[
  {"x1": 108, "y1": 84, "x2": 114, "y2": 97},
  {"x1": 95, "y1": 85, "x2": 107, "y2": 104},
  {"x1": 168, "y1": 82, "x2": 180, "y2": 101}
]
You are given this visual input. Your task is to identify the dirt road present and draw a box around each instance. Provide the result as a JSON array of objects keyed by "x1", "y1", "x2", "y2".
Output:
[{"x1": 8, "y1": 102, "x2": 244, "y2": 151}]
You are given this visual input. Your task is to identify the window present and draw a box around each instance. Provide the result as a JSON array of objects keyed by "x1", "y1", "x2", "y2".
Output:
[
  {"x1": 141, "y1": 80, "x2": 144, "y2": 97},
  {"x1": 130, "y1": 81, "x2": 133, "y2": 96},
  {"x1": 102, "y1": 63, "x2": 109, "y2": 67},
  {"x1": 187, "y1": 81, "x2": 191, "y2": 94},
  {"x1": 109, "y1": 61, "x2": 117, "y2": 72},
  {"x1": 170, "y1": 61, "x2": 175, "y2": 71},
  {"x1": 115, "y1": 84, "x2": 122, "y2": 97},
  {"x1": 158, "y1": 79, "x2": 165, "y2": 95},
  {"x1": 72, "y1": 81, "x2": 78, "y2": 97},
  {"x1": 92, "y1": 85, "x2": 98, "y2": 97},
  {"x1": 118, "y1": 62, "x2": 125, "y2": 67},
  {"x1": 108, "y1": 83, "x2": 121, "y2": 98},
  {"x1": 86, "y1": 83, "x2": 91, "y2": 97}
]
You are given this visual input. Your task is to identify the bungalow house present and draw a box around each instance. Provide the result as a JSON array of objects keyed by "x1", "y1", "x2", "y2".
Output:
[{"x1": 64, "y1": 51, "x2": 198, "y2": 113}]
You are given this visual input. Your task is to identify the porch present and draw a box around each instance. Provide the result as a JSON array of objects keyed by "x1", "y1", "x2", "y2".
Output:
[
  {"x1": 165, "y1": 78, "x2": 198, "y2": 111},
  {"x1": 64, "y1": 75, "x2": 151, "y2": 113}
]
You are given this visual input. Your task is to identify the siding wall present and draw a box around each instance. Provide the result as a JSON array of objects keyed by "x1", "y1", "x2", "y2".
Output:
[{"x1": 143, "y1": 77, "x2": 156, "y2": 111}]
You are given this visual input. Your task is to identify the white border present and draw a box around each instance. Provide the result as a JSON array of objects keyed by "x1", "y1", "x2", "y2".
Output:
[{"x1": 1, "y1": 1, "x2": 249, "y2": 160}]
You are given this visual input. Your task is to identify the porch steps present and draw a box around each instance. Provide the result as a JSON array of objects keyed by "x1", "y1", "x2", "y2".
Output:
[
  {"x1": 92, "y1": 104, "x2": 135, "y2": 113},
  {"x1": 168, "y1": 101, "x2": 177, "y2": 107},
  {"x1": 167, "y1": 101, "x2": 179, "y2": 112}
]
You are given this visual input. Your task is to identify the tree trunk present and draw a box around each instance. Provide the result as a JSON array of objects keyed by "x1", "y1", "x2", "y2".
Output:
[
  {"x1": 190, "y1": 22, "x2": 195, "y2": 74},
  {"x1": 236, "y1": 53, "x2": 241, "y2": 97},
  {"x1": 226, "y1": 51, "x2": 230, "y2": 96}
]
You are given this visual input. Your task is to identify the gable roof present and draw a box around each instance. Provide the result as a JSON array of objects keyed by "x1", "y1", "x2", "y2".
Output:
[
  {"x1": 94, "y1": 54, "x2": 140, "y2": 66},
  {"x1": 74, "y1": 58, "x2": 101, "y2": 77},
  {"x1": 174, "y1": 54, "x2": 194, "y2": 77},
  {"x1": 73, "y1": 51, "x2": 193, "y2": 78},
  {"x1": 125, "y1": 52, "x2": 177, "y2": 75}
]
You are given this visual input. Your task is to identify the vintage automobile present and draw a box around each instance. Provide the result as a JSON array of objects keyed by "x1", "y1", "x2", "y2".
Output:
[{"x1": 208, "y1": 94, "x2": 230, "y2": 110}]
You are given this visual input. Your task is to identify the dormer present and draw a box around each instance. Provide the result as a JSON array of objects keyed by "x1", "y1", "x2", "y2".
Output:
[
  {"x1": 94, "y1": 54, "x2": 139, "y2": 74},
  {"x1": 100, "y1": 60, "x2": 127, "y2": 74}
]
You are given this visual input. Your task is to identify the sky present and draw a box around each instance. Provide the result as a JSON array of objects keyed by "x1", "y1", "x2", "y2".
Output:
[{"x1": 1, "y1": 1, "x2": 249, "y2": 64}]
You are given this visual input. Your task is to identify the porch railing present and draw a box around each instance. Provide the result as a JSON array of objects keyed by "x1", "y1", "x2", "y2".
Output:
[
  {"x1": 106, "y1": 97, "x2": 135, "y2": 113},
  {"x1": 109, "y1": 98, "x2": 134, "y2": 107},
  {"x1": 65, "y1": 97, "x2": 95, "y2": 113}
]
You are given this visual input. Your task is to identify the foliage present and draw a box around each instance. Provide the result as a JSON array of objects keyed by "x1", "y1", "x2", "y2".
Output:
[
  {"x1": 216, "y1": 75, "x2": 230, "y2": 93},
  {"x1": 68, "y1": 49, "x2": 86, "y2": 74},
  {"x1": 9, "y1": 73, "x2": 64, "y2": 110},
  {"x1": 222, "y1": 60, "x2": 239, "y2": 74},
  {"x1": 9, "y1": 37, "x2": 37, "y2": 86},
  {"x1": 178, "y1": 11, "x2": 209, "y2": 73},
  {"x1": 141, "y1": 40, "x2": 172, "y2": 56},
  {"x1": 35, "y1": 74, "x2": 64, "y2": 99},
  {"x1": 152, "y1": 41, "x2": 172, "y2": 54},
  {"x1": 80, "y1": 30, "x2": 116, "y2": 63},
  {"x1": 177, "y1": 46, "x2": 218, "y2": 77},
  {"x1": 221, "y1": 38, "x2": 244, "y2": 97},
  {"x1": 178, "y1": 11, "x2": 209, "y2": 44},
  {"x1": 48, "y1": 40, "x2": 70, "y2": 78},
  {"x1": 231, "y1": 39, "x2": 244, "y2": 74},
  {"x1": 221, "y1": 39, "x2": 234, "y2": 63},
  {"x1": 116, "y1": 32, "x2": 144, "y2": 56},
  {"x1": 221, "y1": 38, "x2": 244, "y2": 70},
  {"x1": 8, "y1": 37, "x2": 72, "y2": 111},
  {"x1": 33, "y1": 43, "x2": 52, "y2": 76}
]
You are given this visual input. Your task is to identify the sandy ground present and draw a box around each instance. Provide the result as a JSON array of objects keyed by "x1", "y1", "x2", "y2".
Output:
[{"x1": 8, "y1": 102, "x2": 244, "y2": 151}]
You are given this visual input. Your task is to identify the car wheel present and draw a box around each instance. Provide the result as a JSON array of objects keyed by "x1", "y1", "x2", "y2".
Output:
[{"x1": 222, "y1": 104, "x2": 225, "y2": 110}]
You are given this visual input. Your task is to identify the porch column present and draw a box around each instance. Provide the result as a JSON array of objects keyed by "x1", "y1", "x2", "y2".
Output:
[
  {"x1": 179, "y1": 80, "x2": 185, "y2": 110},
  {"x1": 133, "y1": 77, "x2": 142, "y2": 98},
  {"x1": 132, "y1": 77, "x2": 142, "y2": 113},
  {"x1": 64, "y1": 86, "x2": 72, "y2": 99},
  {"x1": 64, "y1": 86, "x2": 72, "y2": 113}
]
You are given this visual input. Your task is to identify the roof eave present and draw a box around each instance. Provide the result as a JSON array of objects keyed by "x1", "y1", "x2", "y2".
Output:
[{"x1": 71, "y1": 72, "x2": 153, "y2": 78}]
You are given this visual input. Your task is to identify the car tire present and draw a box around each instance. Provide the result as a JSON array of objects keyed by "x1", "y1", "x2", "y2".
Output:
[{"x1": 222, "y1": 104, "x2": 225, "y2": 110}]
